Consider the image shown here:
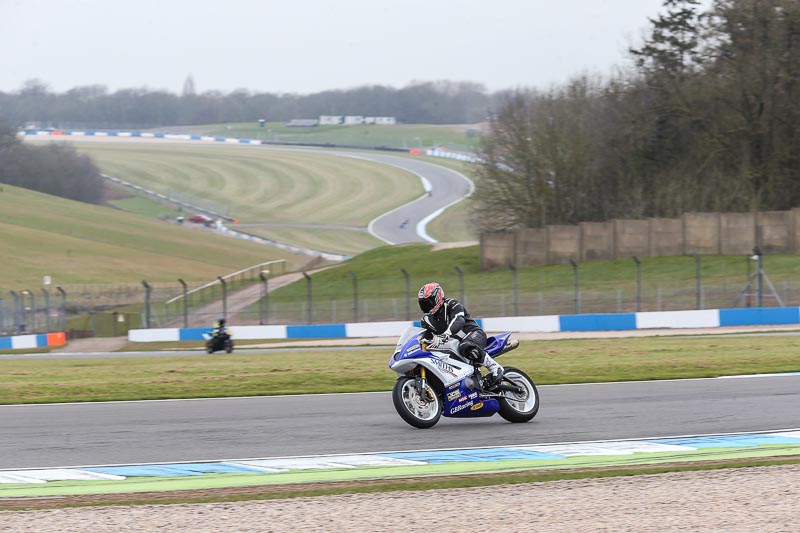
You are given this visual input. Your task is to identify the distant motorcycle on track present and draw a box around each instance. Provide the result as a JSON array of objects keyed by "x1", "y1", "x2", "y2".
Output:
[
  {"x1": 388, "y1": 326, "x2": 539, "y2": 429},
  {"x1": 204, "y1": 330, "x2": 233, "y2": 354}
]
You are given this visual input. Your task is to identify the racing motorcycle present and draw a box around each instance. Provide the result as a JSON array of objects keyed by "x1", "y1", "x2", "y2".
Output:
[
  {"x1": 204, "y1": 330, "x2": 233, "y2": 354},
  {"x1": 389, "y1": 326, "x2": 539, "y2": 429}
]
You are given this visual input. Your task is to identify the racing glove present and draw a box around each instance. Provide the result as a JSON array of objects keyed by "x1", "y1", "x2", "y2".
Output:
[{"x1": 431, "y1": 334, "x2": 449, "y2": 347}]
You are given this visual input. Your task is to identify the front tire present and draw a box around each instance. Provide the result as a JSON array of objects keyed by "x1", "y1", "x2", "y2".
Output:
[
  {"x1": 206, "y1": 341, "x2": 214, "y2": 354},
  {"x1": 497, "y1": 366, "x2": 539, "y2": 423},
  {"x1": 392, "y1": 376, "x2": 442, "y2": 429},
  {"x1": 225, "y1": 339, "x2": 233, "y2": 353}
]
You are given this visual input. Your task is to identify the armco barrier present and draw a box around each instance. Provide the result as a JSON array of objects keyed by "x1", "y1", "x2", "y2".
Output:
[
  {"x1": 128, "y1": 306, "x2": 800, "y2": 342},
  {"x1": 0, "y1": 332, "x2": 66, "y2": 350}
]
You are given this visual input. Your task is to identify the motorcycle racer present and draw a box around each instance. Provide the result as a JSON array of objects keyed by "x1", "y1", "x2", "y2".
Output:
[{"x1": 417, "y1": 282, "x2": 504, "y2": 390}]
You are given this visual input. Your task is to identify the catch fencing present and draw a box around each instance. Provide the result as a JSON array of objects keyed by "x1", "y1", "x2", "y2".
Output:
[{"x1": 4, "y1": 255, "x2": 795, "y2": 338}]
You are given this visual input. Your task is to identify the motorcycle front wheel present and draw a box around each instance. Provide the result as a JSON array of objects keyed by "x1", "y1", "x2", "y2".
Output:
[
  {"x1": 497, "y1": 366, "x2": 539, "y2": 423},
  {"x1": 392, "y1": 376, "x2": 442, "y2": 429},
  {"x1": 206, "y1": 341, "x2": 214, "y2": 354},
  {"x1": 225, "y1": 339, "x2": 233, "y2": 353}
]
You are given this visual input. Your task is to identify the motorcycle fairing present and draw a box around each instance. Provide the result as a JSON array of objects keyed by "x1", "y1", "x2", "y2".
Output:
[
  {"x1": 485, "y1": 333, "x2": 512, "y2": 356},
  {"x1": 442, "y1": 380, "x2": 500, "y2": 418},
  {"x1": 390, "y1": 329, "x2": 472, "y2": 387}
]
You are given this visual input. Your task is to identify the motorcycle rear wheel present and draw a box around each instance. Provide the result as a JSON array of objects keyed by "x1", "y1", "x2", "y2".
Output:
[
  {"x1": 392, "y1": 376, "x2": 442, "y2": 429},
  {"x1": 497, "y1": 366, "x2": 539, "y2": 423}
]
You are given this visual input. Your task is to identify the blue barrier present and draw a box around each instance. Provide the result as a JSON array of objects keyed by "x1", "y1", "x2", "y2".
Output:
[
  {"x1": 287, "y1": 324, "x2": 347, "y2": 339},
  {"x1": 559, "y1": 313, "x2": 637, "y2": 332},
  {"x1": 719, "y1": 307, "x2": 800, "y2": 326},
  {"x1": 179, "y1": 328, "x2": 212, "y2": 341}
]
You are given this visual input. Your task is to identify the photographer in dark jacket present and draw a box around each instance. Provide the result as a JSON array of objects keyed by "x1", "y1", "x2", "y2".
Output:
[{"x1": 417, "y1": 282, "x2": 504, "y2": 390}]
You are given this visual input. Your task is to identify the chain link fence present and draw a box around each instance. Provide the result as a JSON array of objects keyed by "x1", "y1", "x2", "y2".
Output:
[{"x1": 3, "y1": 256, "x2": 794, "y2": 337}]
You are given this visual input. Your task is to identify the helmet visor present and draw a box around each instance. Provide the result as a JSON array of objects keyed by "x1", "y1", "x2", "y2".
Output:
[{"x1": 419, "y1": 298, "x2": 435, "y2": 313}]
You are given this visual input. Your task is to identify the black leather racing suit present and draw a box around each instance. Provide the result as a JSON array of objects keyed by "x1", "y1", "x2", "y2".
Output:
[{"x1": 420, "y1": 298, "x2": 487, "y2": 361}]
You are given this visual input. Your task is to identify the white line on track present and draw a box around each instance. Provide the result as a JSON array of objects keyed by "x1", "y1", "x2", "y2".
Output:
[{"x1": 2, "y1": 427, "x2": 798, "y2": 473}]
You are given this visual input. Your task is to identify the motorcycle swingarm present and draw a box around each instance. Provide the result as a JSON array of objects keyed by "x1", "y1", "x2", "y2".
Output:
[{"x1": 478, "y1": 383, "x2": 524, "y2": 398}]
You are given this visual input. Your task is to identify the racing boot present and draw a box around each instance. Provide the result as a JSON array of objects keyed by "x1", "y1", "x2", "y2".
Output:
[{"x1": 482, "y1": 352, "x2": 504, "y2": 391}]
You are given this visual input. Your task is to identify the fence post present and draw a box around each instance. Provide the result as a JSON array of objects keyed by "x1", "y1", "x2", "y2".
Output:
[
  {"x1": 42, "y1": 288, "x2": 51, "y2": 332},
  {"x1": 400, "y1": 268, "x2": 410, "y2": 320},
  {"x1": 508, "y1": 263, "x2": 518, "y2": 316},
  {"x1": 56, "y1": 286, "x2": 66, "y2": 332},
  {"x1": 454, "y1": 265, "x2": 464, "y2": 302},
  {"x1": 178, "y1": 279, "x2": 188, "y2": 328},
  {"x1": 570, "y1": 259, "x2": 580, "y2": 314},
  {"x1": 218, "y1": 276, "x2": 227, "y2": 320},
  {"x1": 303, "y1": 272, "x2": 312, "y2": 324},
  {"x1": 141, "y1": 280, "x2": 152, "y2": 328},
  {"x1": 8, "y1": 291, "x2": 25, "y2": 335},
  {"x1": 754, "y1": 247, "x2": 763, "y2": 307},
  {"x1": 347, "y1": 270, "x2": 358, "y2": 323},
  {"x1": 259, "y1": 271, "x2": 269, "y2": 325},
  {"x1": 632, "y1": 256, "x2": 641, "y2": 312},
  {"x1": 23, "y1": 290, "x2": 35, "y2": 333}
]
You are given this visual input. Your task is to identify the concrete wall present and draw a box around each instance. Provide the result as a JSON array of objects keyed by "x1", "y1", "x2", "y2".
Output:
[
  {"x1": 579, "y1": 222, "x2": 613, "y2": 262},
  {"x1": 483, "y1": 209, "x2": 800, "y2": 268}
]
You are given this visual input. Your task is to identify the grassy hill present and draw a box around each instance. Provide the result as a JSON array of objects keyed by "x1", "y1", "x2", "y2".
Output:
[
  {"x1": 70, "y1": 141, "x2": 428, "y2": 255},
  {"x1": 0, "y1": 184, "x2": 311, "y2": 291}
]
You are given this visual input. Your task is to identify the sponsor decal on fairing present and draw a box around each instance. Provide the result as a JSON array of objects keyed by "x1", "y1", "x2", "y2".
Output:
[
  {"x1": 458, "y1": 391, "x2": 479, "y2": 403},
  {"x1": 449, "y1": 402, "x2": 475, "y2": 415},
  {"x1": 430, "y1": 357, "x2": 457, "y2": 377}
]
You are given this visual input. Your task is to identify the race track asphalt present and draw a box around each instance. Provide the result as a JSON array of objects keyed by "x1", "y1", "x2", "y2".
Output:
[{"x1": 1, "y1": 374, "x2": 798, "y2": 469}]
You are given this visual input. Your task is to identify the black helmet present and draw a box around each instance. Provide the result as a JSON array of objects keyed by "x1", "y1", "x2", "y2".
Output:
[
  {"x1": 418, "y1": 282, "x2": 445, "y2": 314},
  {"x1": 218, "y1": 318, "x2": 226, "y2": 326}
]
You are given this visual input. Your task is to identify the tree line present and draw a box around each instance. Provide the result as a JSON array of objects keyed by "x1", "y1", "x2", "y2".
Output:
[
  {"x1": 0, "y1": 121, "x2": 104, "y2": 204},
  {"x1": 473, "y1": 0, "x2": 800, "y2": 232},
  {"x1": 0, "y1": 80, "x2": 499, "y2": 129}
]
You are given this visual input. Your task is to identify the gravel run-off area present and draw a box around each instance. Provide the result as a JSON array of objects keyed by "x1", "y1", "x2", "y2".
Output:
[{"x1": 2, "y1": 464, "x2": 798, "y2": 532}]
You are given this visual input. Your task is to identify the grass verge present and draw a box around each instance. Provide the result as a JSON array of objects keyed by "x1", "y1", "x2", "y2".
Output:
[{"x1": 2, "y1": 334, "x2": 799, "y2": 404}]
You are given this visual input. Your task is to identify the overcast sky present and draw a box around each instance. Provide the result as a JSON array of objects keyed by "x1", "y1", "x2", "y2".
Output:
[{"x1": 0, "y1": 0, "x2": 711, "y2": 95}]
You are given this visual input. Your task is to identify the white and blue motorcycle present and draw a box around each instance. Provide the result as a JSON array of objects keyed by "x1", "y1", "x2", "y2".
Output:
[{"x1": 389, "y1": 326, "x2": 539, "y2": 429}]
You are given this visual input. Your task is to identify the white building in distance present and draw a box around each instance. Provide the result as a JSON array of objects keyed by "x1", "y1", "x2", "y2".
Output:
[{"x1": 319, "y1": 116, "x2": 396, "y2": 125}]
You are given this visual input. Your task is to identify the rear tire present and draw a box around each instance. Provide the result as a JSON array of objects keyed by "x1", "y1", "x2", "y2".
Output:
[
  {"x1": 497, "y1": 366, "x2": 539, "y2": 423},
  {"x1": 392, "y1": 376, "x2": 442, "y2": 429}
]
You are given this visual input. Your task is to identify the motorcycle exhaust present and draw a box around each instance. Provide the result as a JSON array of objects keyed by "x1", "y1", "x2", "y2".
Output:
[{"x1": 501, "y1": 338, "x2": 519, "y2": 354}]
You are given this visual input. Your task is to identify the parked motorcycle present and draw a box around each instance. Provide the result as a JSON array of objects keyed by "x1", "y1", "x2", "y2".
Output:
[{"x1": 389, "y1": 326, "x2": 539, "y2": 428}]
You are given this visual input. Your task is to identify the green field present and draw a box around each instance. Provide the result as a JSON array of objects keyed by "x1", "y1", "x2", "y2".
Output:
[
  {"x1": 2, "y1": 334, "x2": 798, "y2": 404},
  {"x1": 240, "y1": 226, "x2": 388, "y2": 257},
  {"x1": 178, "y1": 122, "x2": 483, "y2": 152},
  {"x1": 0, "y1": 184, "x2": 307, "y2": 290}
]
